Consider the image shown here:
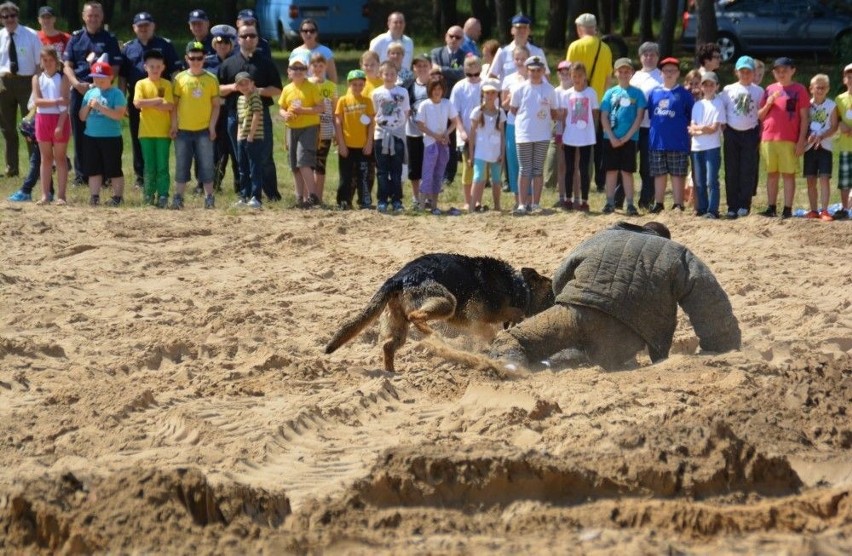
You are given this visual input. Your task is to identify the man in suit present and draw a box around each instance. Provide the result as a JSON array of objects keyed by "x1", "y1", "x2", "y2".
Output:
[{"x1": 430, "y1": 25, "x2": 466, "y2": 185}]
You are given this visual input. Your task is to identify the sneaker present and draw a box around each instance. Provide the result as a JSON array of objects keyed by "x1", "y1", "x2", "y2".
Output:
[
  {"x1": 308, "y1": 193, "x2": 321, "y2": 206},
  {"x1": 579, "y1": 201, "x2": 590, "y2": 212},
  {"x1": 104, "y1": 196, "x2": 123, "y2": 207},
  {"x1": 694, "y1": 210, "x2": 705, "y2": 217},
  {"x1": 134, "y1": 175, "x2": 144, "y2": 189},
  {"x1": 431, "y1": 208, "x2": 442, "y2": 215},
  {"x1": 819, "y1": 209, "x2": 833, "y2": 222},
  {"x1": 529, "y1": 203, "x2": 542, "y2": 213},
  {"x1": 671, "y1": 203, "x2": 685, "y2": 211},
  {"x1": 726, "y1": 210, "x2": 737, "y2": 219},
  {"x1": 338, "y1": 201, "x2": 352, "y2": 210},
  {"x1": 650, "y1": 203, "x2": 664, "y2": 214},
  {"x1": 392, "y1": 201, "x2": 404, "y2": 212},
  {"x1": 512, "y1": 204, "x2": 527, "y2": 215},
  {"x1": 233, "y1": 198, "x2": 247, "y2": 208},
  {"x1": 626, "y1": 205, "x2": 639, "y2": 216},
  {"x1": 377, "y1": 202, "x2": 388, "y2": 213},
  {"x1": 781, "y1": 207, "x2": 793, "y2": 219},
  {"x1": 805, "y1": 210, "x2": 819, "y2": 219},
  {"x1": 247, "y1": 197, "x2": 262, "y2": 209},
  {"x1": 410, "y1": 200, "x2": 421, "y2": 211},
  {"x1": 703, "y1": 212, "x2": 718, "y2": 219},
  {"x1": 157, "y1": 196, "x2": 169, "y2": 209},
  {"x1": 89, "y1": 194, "x2": 100, "y2": 206},
  {"x1": 638, "y1": 200, "x2": 651, "y2": 211},
  {"x1": 171, "y1": 195, "x2": 184, "y2": 210},
  {"x1": 833, "y1": 209, "x2": 849, "y2": 220},
  {"x1": 193, "y1": 184, "x2": 203, "y2": 196},
  {"x1": 7, "y1": 189, "x2": 31, "y2": 202},
  {"x1": 552, "y1": 199, "x2": 565, "y2": 209},
  {"x1": 204, "y1": 194, "x2": 215, "y2": 209},
  {"x1": 759, "y1": 207, "x2": 777, "y2": 217},
  {"x1": 501, "y1": 184, "x2": 511, "y2": 193},
  {"x1": 563, "y1": 200, "x2": 574, "y2": 211},
  {"x1": 602, "y1": 203, "x2": 614, "y2": 214},
  {"x1": 737, "y1": 208, "x2": 749, "y2": 217}
]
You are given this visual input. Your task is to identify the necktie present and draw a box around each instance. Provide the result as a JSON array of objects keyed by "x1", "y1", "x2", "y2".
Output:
[{"x1": 8, "y1": 31, "x2": 18, "y2": 74}]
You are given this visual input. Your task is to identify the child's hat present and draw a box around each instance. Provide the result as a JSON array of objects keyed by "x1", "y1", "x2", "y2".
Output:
[
  {"x1": 735, "y1": 56, "x2": 755, "y2": 71},
  {"x1": 613, "y1": 57, "x2": 633, "y2": 70},
  {"x1": 557, "y1": 60, "x2": 572, "y2": 71},
  {"x1": 658, "y1": 56, "x2": 680, "y2": 69},
  {"x1": 234, "y1": 71, "x2": 252, "y2": 84},
  {"x1": 90, "y1": 61, "x2": 112, "y2": 78},
  {"x1": 701, "y1": 71, "x2": 718, "y2": 84},
  {"x1": 524, "y1": 55, "x2": 545, "y2": 68},
  {"x1": 347, "y1": 69, "x2": 366, "y2": 81},
  {"x1": 412, "y1": 53, "x2": 431, "y2": 66},
  {"x1": 845, "y1": 63, "x2": 852, "y2": 74},
  {"x1": 288, "y1": 52, "x2": 310, "y2": 68},
  {"x1": 772, "y1": 56, "x2": 794, "y2": 68},
  {"x1": 481, "y1": 79, "x2": 500, "y2": 92},
  {"x1": 186, "y1": 41, "x2": 205, "y2": 53}
]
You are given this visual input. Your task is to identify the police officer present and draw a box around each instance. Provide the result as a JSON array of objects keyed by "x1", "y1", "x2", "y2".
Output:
[
  {"x1": 120, "y1": 11, "x2": 178, "y2": 188},
  {"x1": 62, "y1": 1, "x2": 122, "y2": 186},
  {"x1": 232, "y1": 9, "x2": 271, "y2": 59},
  {"x1": 208, "y1": 24, "x2": 238, "y2": 191}
]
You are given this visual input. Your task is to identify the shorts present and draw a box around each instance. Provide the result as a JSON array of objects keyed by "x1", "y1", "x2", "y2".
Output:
[
  {"x1": 313, "y1": 138, "x2": 331, "y2": 175},
  {"x1": 287, "y1": 125, "x2": 318, "y2": 169},
  {"x1": 473, "y1": 159, "x2": 502, "y2": 184},
  {"x1": 407, "y1": 135, "x2": 424, "y2": 180},
  {"x1": 35, "y1": 112, "x2": 71, "y2": 143},
  {"x1": 602, "y1": 140, "x2": 637, "y2": 173},
  {"x1": 761, "y1": 141, "x2": 797, "y2": 175},
  {"x1": 839, "y1": 151, "x2": 852, "y2": 189},
  {"x1": 83, "y1": 135, "x2": 123, "y2": 179},
  {"x1": 649, "y1": 150, "x2": 689, "y2": 177},
  {"x1": 174, "y1": 130, "x2": 215, "y2": 184},
  {"x1": 803, "y1": 146, "x2": 832, "y2": 177}
]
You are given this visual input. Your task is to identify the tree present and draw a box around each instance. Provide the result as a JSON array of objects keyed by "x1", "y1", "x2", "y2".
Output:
[
  {"x1": 657, "y1": 0, "x2": 679, "y2": 57},
  {"x1": 493, "y1": 0, "x2": 517, "y2": 43},
  {"x1": 565, "y1": 0, "x2": 597, "y2": 43},
  {"x1": 544, "y1": 0, "x2": 568, "y2": 49},
  {"x1": 696, "y1": 0, "x2": 718, "y2": 45},
  {"x1": 639, "y1": 0, "x2": 654, "y2": 42}
]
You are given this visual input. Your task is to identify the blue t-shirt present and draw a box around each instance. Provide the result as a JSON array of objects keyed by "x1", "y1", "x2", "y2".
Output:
[
  {"x1": 601, "y1": 84, "x2": 646, "y2": 141},
  {"x1": 82, "y1": 86, "x2": 126, "y2": 137},
  {"x1": 648, "y1": 84, "x2": 694, "y2": 152}
]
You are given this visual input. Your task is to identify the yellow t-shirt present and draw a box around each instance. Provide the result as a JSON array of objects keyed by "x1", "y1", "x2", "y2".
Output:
[
  {"x1": 335, "y1": 90, "x2": 374, "y2": 148},
  {"x1": 835, "y1": 91, "x2": 852, "y2": 152},
  {"x1": 277, "y1": 80, "x2": 321, "y2": 129},
  {"x1": 311, "y1": 77, "x2": 338, "y2": 139},
  {"x1": 134, "y1": 77, "x2": 174, "y2": 138},
  {"x1": 172, "y1": 70, "x2": 220, "y2": 132},
  {"x1": 566, "y1": 36, "x2": 613, "y2": 102},
  {"x1": 363, "y1": 75, "x2": 383, "y2": 98}
]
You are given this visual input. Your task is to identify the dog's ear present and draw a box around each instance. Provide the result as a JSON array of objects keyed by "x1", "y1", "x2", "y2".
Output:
[{"x1": 521, "y1": 267, "x2": 543, "y2": 282}]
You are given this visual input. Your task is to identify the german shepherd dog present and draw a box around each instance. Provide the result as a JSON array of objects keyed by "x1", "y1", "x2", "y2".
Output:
[{"x1": 324, "y1": 254, "x2": 554, "y2": 372}]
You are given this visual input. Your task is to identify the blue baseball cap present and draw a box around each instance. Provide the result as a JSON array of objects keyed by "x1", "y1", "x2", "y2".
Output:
[
  {"x1": 773, "y1": 56, "x2": 794, "y2": 68},
  {"x1": 237, "y1": 9, "x2": 257, "y2": 22},
  {"x1": 512, "y1": 14, "x2": 531, "y2": 25},
  {"x1": 735, "y1": 56, "x2": 755, "y2": 71},
  {"x1": 133, "y1": 12, "x2": 154, "y2": 25},
  {"x1": 188, "y1": 9, "x2": 208, "y2": 23}
]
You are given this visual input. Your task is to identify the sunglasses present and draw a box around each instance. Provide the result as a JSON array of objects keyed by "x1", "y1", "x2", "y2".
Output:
[
  {"x1": 289, "y1": 66, "x2": 306, "y2": 71},
  {"x1": 239, "y1": 33, "x2": 258, "y2": 39},
  {"x1": 448, "y1": 34, "x2": 462, "y2": 40},
  {"x1": 300, "y1": 28, "x2": 316, "y2": 34},
  {"x1": 186, "y1": 55, "x2": 204, "y2": 61}
]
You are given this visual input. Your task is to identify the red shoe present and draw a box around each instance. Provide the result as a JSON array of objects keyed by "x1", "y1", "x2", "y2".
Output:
[
  {"x1": 805, "y1": 210, "x2": 819, "y2": 219},
  {"x1": 564, "y1": 200, "x2": 574, "y2": 210},
  {"x1": 579, "y1": 201, "x2": 590, "y2": 212},
  {"x1": 819, "y1": 210, "x2": 834, "y2": 221}
]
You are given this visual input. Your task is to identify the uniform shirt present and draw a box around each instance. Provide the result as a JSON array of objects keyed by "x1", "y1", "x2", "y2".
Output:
[
  {"x1": 172, "y1": 70, "x2": 219, "y2": 131},
  {"x1": 0, "y1": 25, "x2": 42, "y2": 75},
  {"x1": 720, "y1": 82, "x2": 763, "y2": 131},
  {"x1": 63, "y1": 27, "x2": 122, "y2": 82},
  {"x1": 566, "y1": 36, "x2": 613, "y2": 102},
  {"x1": 834, "y1": 91, "x2": 852, "y2": 152},
  {"x1": 759, "y1": 82, "x2": 810, "y2": 143},
  {"x1": 237, "y1": 89, "x2": 264, "y2": 140},
  {"x1": 120, "y1": 36, "x2": 179, "y2": 100},
  {"x1": 218, "y1": 50, "x2": 282, "y2": 111},
  {"x1": 648, "y1": 84, "x2": 694, "y2": 152},
  {"x1": 82, "y1": 86, "x2": 125, "y2": 137},
  {"x1": 335, "y1": 90, "x2": 374, "y2": 148},
  {"x1": 278, "y1": 80, "x2": 321, "y2": 128},
  {"x1": 134, "y1": 77, "x2": 173, "y2": 138},
  {"x1": 601, "y1": 84, "x2": 646, "y2": 141},
  {"x1": 38, "y1": 30, "x2": 71, "y2": 57},
  {"x1": 489, "y1": 40, "x2": 548, "y2": 81}
]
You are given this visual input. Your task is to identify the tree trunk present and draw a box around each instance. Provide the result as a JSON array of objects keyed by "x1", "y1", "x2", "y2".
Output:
[
  {"x1": 658, "y1": 0, "x2": 679, "y2": 57},
  {"x1": 494, "y1": 0, "x2": 517, "y2": 43},
  {"x1": 566, "y1": 0, "x2": 597, "y2": 43},
  {"x1": 544, "y1": 0, "x2": 568, "y2": 49},
  {"x1": 600, "y1": 0, "x2": 613, "y2": 34},
  {"x1": 622, "y1": 0, "x2": 639, "y2": 37},
  {"x1": 639, "y1": 0, "x2": 653, "y2": 41},
  {"x1": 473, "y1": 0, "x2": 492, "y2": 39},
  {"x1": 100, "y1": 0, "x2": 114, "y2": 26},
  {"x1": 696, "y1": 0, "x2": 718, "y2": 45}
]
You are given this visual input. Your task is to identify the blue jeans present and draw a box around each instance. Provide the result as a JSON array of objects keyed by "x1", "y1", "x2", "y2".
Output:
[
  {"x1": 237, "y1": 138, "x2": 264, "y2": 201},
  {"x1": 174, "y1": 130, "x2": 215, "y2": 184},
  {"x1": 691, "y1": 147, "x2": 721, "y2": 214},
  {"x1": 374, "y1": 136, "x2": 404, "y2": 205},
  {"x1": 228, "y1": 108, "x2": 280, "y2": 201}
]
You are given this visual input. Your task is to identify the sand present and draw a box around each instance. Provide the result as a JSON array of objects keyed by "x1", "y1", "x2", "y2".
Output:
[{"x1": 1, "y1": 204, "x2": 850, "y2": 554}]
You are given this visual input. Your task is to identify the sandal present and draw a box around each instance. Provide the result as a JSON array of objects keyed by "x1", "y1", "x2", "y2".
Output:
[
  {"x1": 54, "y1": 198, "x2": 67, "y2": 206},
  {"x1": 35, "y1": 197, "x2": 50, "y2": 205}
]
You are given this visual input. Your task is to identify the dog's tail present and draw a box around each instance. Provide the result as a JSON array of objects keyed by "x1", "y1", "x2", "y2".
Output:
[{"x1": 325, "y1": 280, "x2": 398, "y2": 354}]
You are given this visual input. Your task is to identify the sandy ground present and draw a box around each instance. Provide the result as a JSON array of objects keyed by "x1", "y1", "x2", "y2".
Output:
[{"x1": 0, "y1": 203, "x2": 850, "y2": 554}]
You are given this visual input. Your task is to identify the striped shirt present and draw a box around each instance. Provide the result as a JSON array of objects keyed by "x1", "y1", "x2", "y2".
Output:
[{"x1": 237, "y1": 90, "x2": 264, "y2": 140}]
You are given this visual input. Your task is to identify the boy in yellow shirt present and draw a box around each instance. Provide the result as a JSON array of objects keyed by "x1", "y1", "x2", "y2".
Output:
[
  {"x1": 278, "y1": 53, "x2": 323, "y2": 207},
  {"x1": 133, "y1": 50, "x2": 174, "y2": 208},
  {"x1": 334, "y1": 69, "x2": 375, "y2": 209}
]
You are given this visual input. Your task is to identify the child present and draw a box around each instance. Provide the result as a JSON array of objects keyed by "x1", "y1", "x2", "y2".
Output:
[
  {"x1": 480, "y1": 39, "x2": 500, "y2": 80},
  {"x1": 833, "y1": 63, "x2": 852, "y2": 220},
  {"x1": 133, "y1": 49, "x2": 173, "y2": 208},
  {"x1": 509, "y1": 55, "x2": 558, "y2": 214},
  {"x1": 559, "y1": 62, "x2": 598, "y2": 212},
  {"x1": 647, "y1": 57, "x2": 694, "y2": 213},
  {"x1": 234, "y1": 72, "x2": 265, "y2": 208},
  {"x1": 334, "y1": 69, "x2": 374, "y2": 209},
  {"x1": 405, "y1": 54, "x2": 432, "y2": 210},
  {"x1": 500, "y1": 45, "x2": 529, "y2": 205},
  {"x1": 720, "y1": 55, "x2": 763, "y2": 218},
  {"x1": 757, "y1": 57, "x2": 809, "y2": 218},
  {"x1": 79, "y1": 60, "x2": 126, "y2": 206},
  {"x1": 371, "y1": 61, "x2": 410, "y2": 212},
  {"x1": 360, "y1": 50, "x2": 382, "y2": 97},
  {"x1": 449, "y1": 55, "x2": 483, "y2": 211},
  {"x1": 803, "y1": 74, "x2": 838, "y2": 221},
  {"x1": 278, "y1": 53, "x2": 323, "y2": 208},
  {"x1": 32, "y1": 45, "x2": 70, "y2": 205},
  {"x1": 468, "y1": 79, "x2": 505, "y2": 211},
  {"x1": 551, "y1": 60, "x2": 573, "y2": 209},
  {"x1": 416, "y1": 78, "x2": 458, "y2": 214},
  {"x1": 309, "y1": 52, "x2": 337, "y2": 205},
  {"x1": 688, "y1": 71, "x2": 725, "y2": 218},
  {"x1": 754, "y1": 59, "x2": 766, "y2": 86},
  {"x1": 599, "y1": 57, "x2": 645, "y2": 216},
  {"x1": 684, "y1": 69, "x2": 703, "y2": 101},
  {"x1": 171, "y1": 41, "x2": 220, "y2": 209}
]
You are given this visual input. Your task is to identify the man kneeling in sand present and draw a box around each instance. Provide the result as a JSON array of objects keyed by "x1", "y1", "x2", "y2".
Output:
[{"x1": 490, "y1": 222, "x2": 742, "y2": 370}]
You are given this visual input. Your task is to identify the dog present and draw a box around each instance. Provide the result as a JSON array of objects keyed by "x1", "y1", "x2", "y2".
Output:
[{"x1": 324, "y1": 253, "x2": 554, "y2": 372}]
